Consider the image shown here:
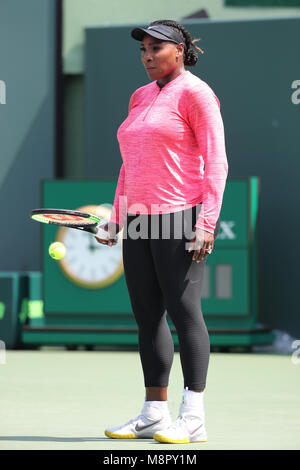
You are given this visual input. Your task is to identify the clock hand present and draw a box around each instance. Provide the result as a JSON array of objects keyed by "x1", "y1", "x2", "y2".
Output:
[
  {"x1": 88, "y1": 234, "x2": 95, "y2": 252},
  {"x1": 88, "y1": 236, "x2": 106, "y2": 252}
]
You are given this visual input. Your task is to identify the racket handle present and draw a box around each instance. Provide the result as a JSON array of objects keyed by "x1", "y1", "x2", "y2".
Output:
[{"x1": 94, "y1": 224, "x2": 118, "y2": 242}]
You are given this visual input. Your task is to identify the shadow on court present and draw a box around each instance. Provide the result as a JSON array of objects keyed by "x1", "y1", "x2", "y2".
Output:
[
  {"x1": 0, "y1": 436, "x2": 105, "y2": 442},
  {"x1": 0, "y1": 436, "x2": 164, "y2": 443}
]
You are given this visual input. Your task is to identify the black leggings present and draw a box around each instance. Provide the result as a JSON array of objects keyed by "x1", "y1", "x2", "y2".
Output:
[{"x1": 122, "y1": 204, "x2": 220, "y2": 390}]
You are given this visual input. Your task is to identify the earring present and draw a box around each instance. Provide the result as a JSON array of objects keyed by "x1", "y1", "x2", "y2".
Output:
[{"x1": 176, "y1": 57, "x2": 178, "y2": 62}]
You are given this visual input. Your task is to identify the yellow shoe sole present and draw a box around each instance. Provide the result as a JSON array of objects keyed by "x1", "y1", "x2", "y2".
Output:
[
  {"x1": 153, "y1": 433, "x2": 207, "y2": 444},
  {"x1": 105, "y1": 430, "x2": 138, "y2": 439}
]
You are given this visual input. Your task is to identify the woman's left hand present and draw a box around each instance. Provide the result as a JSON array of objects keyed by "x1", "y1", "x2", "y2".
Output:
[{"x1": 188, "y1": 228, "x2": 214, "y2": 263}]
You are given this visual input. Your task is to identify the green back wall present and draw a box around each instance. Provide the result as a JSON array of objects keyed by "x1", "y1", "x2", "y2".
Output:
[{"x1": 0, "y1": 0, "x2": 57, "y2": 271}]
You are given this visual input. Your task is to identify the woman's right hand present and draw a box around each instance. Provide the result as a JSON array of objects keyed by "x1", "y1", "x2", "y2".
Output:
[{"x1": 94, "y1": 221, "x2": 120, "y2": 247}]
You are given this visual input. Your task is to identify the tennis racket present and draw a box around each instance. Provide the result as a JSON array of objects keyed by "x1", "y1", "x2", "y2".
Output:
[{"x1": 30, "y1": 208, "x2": 118, "y2": 242}]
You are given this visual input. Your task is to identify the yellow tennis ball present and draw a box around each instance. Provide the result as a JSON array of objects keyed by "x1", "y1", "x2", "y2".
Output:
[{"x1": 49, "y1": 242, "x2": 66, "y2": 260}]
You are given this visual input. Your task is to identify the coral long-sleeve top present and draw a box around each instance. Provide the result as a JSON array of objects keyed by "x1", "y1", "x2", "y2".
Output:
[{"x1": 110, "y1": 70, "x2": 228, "y2": 234}]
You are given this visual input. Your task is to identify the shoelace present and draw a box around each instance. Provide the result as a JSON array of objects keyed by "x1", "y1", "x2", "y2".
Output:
[
  {"x1": 168, "y1": 416, "x2": 187, "y2": 431},
  {"x1": 168, "y1": 415, "x2": 203, "y2": 433}
]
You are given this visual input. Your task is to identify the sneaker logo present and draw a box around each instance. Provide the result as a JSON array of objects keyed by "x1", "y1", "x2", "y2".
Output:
[
  {"x1": 135, "y1": 420, "x2": 161, "y2": 433},
  {"x1": 187, "y1": 423, "x2": 204, "y2": 436}
]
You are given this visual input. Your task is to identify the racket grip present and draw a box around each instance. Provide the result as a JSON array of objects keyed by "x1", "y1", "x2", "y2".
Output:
[{"x1": 94, "y1": 224, "x2": 118, "y2": 242}]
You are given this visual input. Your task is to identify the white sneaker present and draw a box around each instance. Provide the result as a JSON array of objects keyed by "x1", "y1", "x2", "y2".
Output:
[
  {"x1": 104, "y1": 401, "x2": 172, "y2": 439},
  {"x1": 153, "y1": 392, "x2": 207, "y2": 444},
  {"x1": 153, "y1": 413, "x2": 207, "y2": 444}
]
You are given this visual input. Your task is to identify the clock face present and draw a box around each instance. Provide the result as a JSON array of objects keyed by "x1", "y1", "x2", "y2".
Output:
[{"x1": 55, "y1": 205, "x2": 124, "y2": 289}]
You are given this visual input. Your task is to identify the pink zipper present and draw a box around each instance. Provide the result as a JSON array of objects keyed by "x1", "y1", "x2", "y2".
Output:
[{"x1": 142, "y1": 88, "x2": 161, "y2": 121}]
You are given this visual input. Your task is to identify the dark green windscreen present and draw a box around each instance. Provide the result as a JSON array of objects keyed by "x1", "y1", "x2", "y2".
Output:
[{"x1": 0, "y1": 0, "x2": 57, "y2": 270}]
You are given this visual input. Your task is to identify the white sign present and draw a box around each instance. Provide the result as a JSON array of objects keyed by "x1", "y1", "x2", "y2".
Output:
[
  {"x1": 0, "y1": 340, "x2": 6, "y2": 365},
  {"x1": 0, "y1": 80, "x2": 6, "y2": 104}
]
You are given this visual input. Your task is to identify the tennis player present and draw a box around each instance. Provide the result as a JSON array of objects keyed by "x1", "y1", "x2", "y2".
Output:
[{"x1": 96, "y1": 19, "x2": 228, "y2": 444}]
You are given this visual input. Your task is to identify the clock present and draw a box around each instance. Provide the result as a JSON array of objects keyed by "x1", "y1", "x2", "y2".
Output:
[{"x1": 55, "y1": 205, "x2": 124, "y2": 289}]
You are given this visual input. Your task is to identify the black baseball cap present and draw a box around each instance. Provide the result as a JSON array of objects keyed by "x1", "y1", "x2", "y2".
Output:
[{"x1": 131, "y1": 24, "x2": 185, "y2": 46}]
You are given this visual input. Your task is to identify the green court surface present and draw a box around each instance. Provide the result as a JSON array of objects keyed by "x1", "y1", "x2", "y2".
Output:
[{"x1": 0, "y1": 350, "x2": 299, "y2": 450}]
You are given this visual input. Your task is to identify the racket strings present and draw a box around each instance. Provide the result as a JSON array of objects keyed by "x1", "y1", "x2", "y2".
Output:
[{"x1": 31, "y1": 212, "x2": 101, "y2": 227}]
